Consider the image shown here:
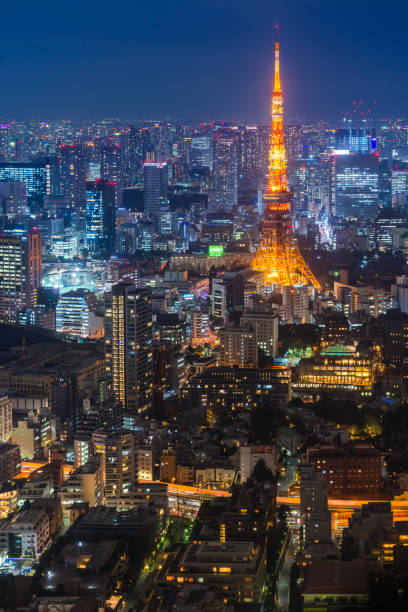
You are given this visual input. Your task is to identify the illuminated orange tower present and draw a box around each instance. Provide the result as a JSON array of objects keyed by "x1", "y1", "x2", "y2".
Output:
[{"x1": 252, "y1": 27, "x2": 320, "y2": 289}]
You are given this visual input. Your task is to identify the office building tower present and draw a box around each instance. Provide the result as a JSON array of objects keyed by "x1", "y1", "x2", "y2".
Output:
[
  {"x1": 0, "y1": 124, "x2": 11, "y2": 161},
  {"x1": 0, "y1": 181, "x2": 28, "y2": 218},
  {"x1": 0, "y1": 395, "x2": 12, "y2": 443},
  {"x1": 335, "y1": 128, "x2": 376, "y2": 153},
  {"x1": 190, "y1": 135, "x2": 213, "y2": 169},
  {"x1": 0, "y1": 232, "x2": 42, "y2": 322},
  {"x1": 240, "y1": 127, "x2": 260, "y2": 191},
  {"x1": 59, "y1": 144, "x2": 87, "y2": 209},
  {"x1": 128, "y1": 126, "x2": 151, "y2": 182},
  {"x1": 56, "y1": 290, "x2": 103, "y2": 339},
  {"x1": 143, "y1": 162, "x2": 168, "y2": 227},
  {"x1": 0, "y1": 161, "x2": 51, "y2": 209},
  {"x1": 105, "y1": 284, "x2": 153, "y2": 415},
  {"x1": 329, "y1": 153, "x2": 379, "y2": 218},
  {"x1": 151, "y1": 123, "x2": 170, "y2": 161},
  {"x1": 213, "y1": 132, "x2": 238, "y2": 210},
  {"x1": 85, "y1": 179, "x2": 116, "y2": 255},
  {"x1": 100, "y1": 144, "x2": 123, "y2": 206}
]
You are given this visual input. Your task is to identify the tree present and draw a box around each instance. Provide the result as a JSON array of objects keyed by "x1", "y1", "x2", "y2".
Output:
[{"x1": 252, "y1": 458, "x2": 276, "y2": 484}]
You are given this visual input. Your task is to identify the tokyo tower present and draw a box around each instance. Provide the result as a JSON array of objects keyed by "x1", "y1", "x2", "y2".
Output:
[{"x1": 251, "y1": 27, "x2": 320, "y2": 289}]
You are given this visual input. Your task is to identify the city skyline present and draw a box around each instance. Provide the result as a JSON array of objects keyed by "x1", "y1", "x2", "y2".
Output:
[{"x1": 1, "y1": 0, "x2": 408, "y2": 121}]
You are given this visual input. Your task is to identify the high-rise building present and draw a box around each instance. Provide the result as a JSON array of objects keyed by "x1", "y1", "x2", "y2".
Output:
[
  {"x1": 100, "y1": 144, "x2": 123, "y2": 206},
  {"x1": 85, "y1": 179, "x2": 116, "y2": 255},
  {"x1": 329, "y1": 152, "x2": 379, "y2": 218},
  {"x1": 143, "y1": 162, "x2": 168, "y2": 228},
  {"x1": 190, "y1": 135, "x2": 213, "y2": 169},
  {"x1": 59, "y1": 144, "x2": 87, "y2": 209},
  {"x1": 0, "y1": 232, "x2": 42, "y2": 321},
  {"x1": 213, "y1": 131, "x2": 238, "y2": 210},
  {"x1": 55, "y1": 290, "x2": 103, "y2": 339},
  {"x1": 0, "y1": 181, "x2": 28, "y2": 218},
  {"x1": 251, "y1": 31, "x2": 320, "y2": 288},
  {"x1": 105, "y1": 284, "x2": 153, "y2": 416},
  {"x1": 239, "y1": 127, "x2": 260, "y2": 191},
  {"x1": 335, "y1": 128, "x2": 376, "y2": 153},
  {"x1": 0, "y1": 161, "x2": 51, "y2": 209}
]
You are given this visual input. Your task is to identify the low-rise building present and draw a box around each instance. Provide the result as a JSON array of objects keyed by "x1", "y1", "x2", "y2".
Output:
[
  {"x1": 155, "y1": 540, "x2": 267, "y2": 604},
  {"x1": 0, "y1": 508, "x2": 50, "y2": 558},
  {"x1": 302, "y1": 559, "x2": 369, "y2": 611}
]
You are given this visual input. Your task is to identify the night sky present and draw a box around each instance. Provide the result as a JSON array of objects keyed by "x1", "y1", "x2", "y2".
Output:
[{"x1": 2, "y1": 0, "x2": 408, "y2": 121}]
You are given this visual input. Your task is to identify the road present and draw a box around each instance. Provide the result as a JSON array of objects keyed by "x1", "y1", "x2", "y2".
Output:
[
  {"x1": 276, "y1": 531, "x2": 297, "y2": 612},
  {"x1": 278, "y1": 457, "x2": 299, "y2": 494}
]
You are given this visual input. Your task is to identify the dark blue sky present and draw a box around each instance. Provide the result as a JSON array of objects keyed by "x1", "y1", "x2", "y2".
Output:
[{"x1": 2, "y1": 0, "x2": 407, "y2": 120}]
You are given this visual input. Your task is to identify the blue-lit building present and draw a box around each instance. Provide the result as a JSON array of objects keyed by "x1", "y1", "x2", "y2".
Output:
[
  {"x1": 0, "y1": 161, "x2": 50, "y2": 209},
  {"x1": 329, "y1": 153, "x2": 379, "y2": 218},
  {"x1": 85, "y1": 180, "x2": 116, "y2": 255}
]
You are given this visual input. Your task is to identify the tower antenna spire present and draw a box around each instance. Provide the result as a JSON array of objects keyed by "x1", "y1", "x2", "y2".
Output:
[{"x1": 274, "y1": 25, "x2": 281, "y2": 93}]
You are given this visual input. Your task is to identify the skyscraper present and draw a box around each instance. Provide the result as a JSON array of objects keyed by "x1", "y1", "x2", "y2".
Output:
[
  {"x1": 105, "y1": 284, "x2": 153, "y2": 416},
  {"x1": 0, "y1": 231, "x2": 42, "y2": 322},
  {"x1": 143, "y1": 162, "x2": 168, "y2": 228},
  {"x1": 190, "y1": 135, "x2": 213, "y2": 169},
  {"x1": 59, "y1": 144, "x2": 87, "y2": 209},
  {"x1": 0, "y1": 161, "x2": 50, "y2": 209},
  {"x1": 100, "y1": 144, "x2": 123, "y2": 206},
  {"x1": 329, "y1": 152, "x2": 379, "y2": 218},
  {"x1": 213, "y1": 131, "x2": 238, "y2": 211},
  {"x1": 85, "y1": 179, "x2": 116, "y2": 255}
]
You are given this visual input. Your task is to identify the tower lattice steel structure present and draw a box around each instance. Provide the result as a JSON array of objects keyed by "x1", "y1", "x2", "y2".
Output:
[{"x1": 251, "y1": 28, "x2": 320, "y2": 289}]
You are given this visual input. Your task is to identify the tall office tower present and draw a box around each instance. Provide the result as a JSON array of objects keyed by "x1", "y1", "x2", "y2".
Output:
[
  {"x1": 100, "y1": 144, "x2": 123, "y2": 206},
  {"x1": 300, "y1": 464, "x2": 332, "y2": 551},
  {"x1": 0, "y1": 181, "x2": 28, "y2": 218},
  {"x1": 0, "y1": 161, "x2": 51, "y2": 210},
  {"x1": 0, "y1": 231, "x2": 42, "y2": 322},
  {"x1": 257, "y1": 126, "x2": 271, "y2": 188},
  {"x1": 329, "y1": 152, "x2": 379, "y2": 218},
  {"x1": 143, "y1": 162, "x2": 168, "y2": 228},
  {"x1": 190, "y1": 135, "x2": 213, "y2": 169},
  {"x1": 151, "y1": 123, "x2": 170, "y2": 161},
  {"x1": 240, "y1": 127, "x2": 260, "y2": 191},
  {"x1": 335, "y1": 127, "x2": 376, "y2": 153},
  {"x1": 59, "y1": 144, "x2": 87, "y2": 209},
  {"x1": 85, "y1": 180, "x2": 116, "y2": 255},
  {"x1": 251, "y1": 29, "x2": 320, "y2": 288},
  {"x1": 0, "y1": 125, "x2": 11, "y2": 161},
  {"x1": 285, "y1": 125, "x2": 302, "y2": 160},
  {"x1": 104, "y1": 430, "x2": 137, "y2": 506},
  {"x1": 105, "y1": 284, "x2": 153, "y2": 416},
  {"x1": 128, "y1": 126, "x2": 151, "y2": 183},
  {"x1": 213, "y1": 131, "x2": 239, "y2": 211}
]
